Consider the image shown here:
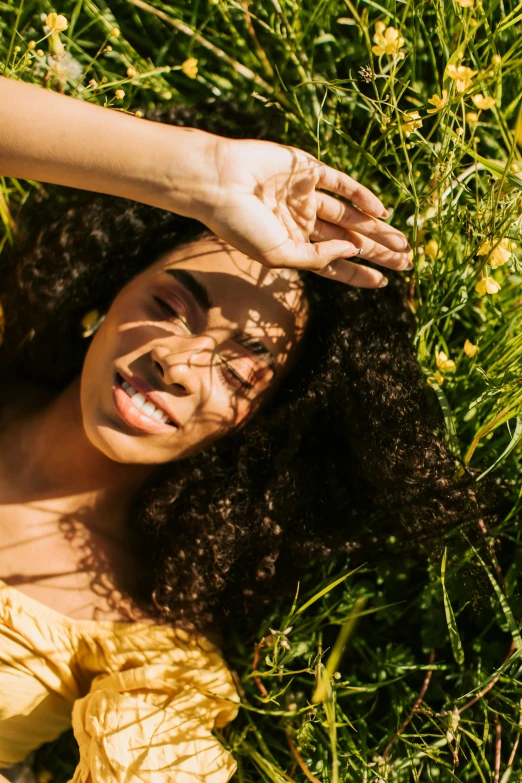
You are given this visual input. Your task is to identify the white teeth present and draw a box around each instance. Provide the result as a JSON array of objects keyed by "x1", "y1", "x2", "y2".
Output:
[
  {"x1": 119, "y1": 377, "x2": 172, "y2": 425},
  {"x1": 130, "y1": 392, "x2": 146, "y2": 409}
]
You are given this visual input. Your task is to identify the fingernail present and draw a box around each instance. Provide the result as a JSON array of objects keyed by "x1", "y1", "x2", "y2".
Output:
[
  {"x1": 378, "y1": 277, "x2": 389, "y2": 288},
  {"x1": 343, "y1": 243, "x2": 359, "y2": 256},
  {"x1": 381, "y1": 208, "x2": 390, "y2": 218}
]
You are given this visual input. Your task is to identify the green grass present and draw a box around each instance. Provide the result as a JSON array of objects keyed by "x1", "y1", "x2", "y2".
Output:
[{"x1": 2, "y1": 0, "x2": 522, "y2": 780}]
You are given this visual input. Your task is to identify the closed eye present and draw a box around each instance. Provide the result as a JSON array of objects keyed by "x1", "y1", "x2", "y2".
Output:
[
  {"x1": 153, "y1": 295, "x2": 190, "y2": 329},
  {"x1": 218, "y1": 357, "x2": 255, "y2": 391}
]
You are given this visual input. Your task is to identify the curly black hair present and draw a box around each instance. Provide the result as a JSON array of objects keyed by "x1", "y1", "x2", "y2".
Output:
[{"x1": 0, "y1": 98, "x2": 489, "y2": 642}]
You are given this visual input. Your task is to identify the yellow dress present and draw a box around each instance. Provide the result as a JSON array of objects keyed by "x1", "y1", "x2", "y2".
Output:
[{"x1": 0, "y1": 580, "x2": 240, "y2": 782}]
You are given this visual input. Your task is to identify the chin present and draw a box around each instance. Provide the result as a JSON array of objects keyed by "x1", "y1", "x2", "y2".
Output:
[{"x1": 83, "y1": 420, "x2": 164, "y2": 465}]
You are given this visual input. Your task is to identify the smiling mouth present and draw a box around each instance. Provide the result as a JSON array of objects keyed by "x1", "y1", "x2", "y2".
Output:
[{"x1": 115, "y1": 372, "x2": 176, "y2": 427}]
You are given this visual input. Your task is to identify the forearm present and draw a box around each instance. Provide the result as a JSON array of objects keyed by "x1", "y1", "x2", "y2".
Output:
[{"x1": 0, "y1": 77, "x2": 217, "y2": 217}]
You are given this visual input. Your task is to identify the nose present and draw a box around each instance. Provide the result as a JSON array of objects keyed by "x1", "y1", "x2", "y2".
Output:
[{"x1": 150, "y1": 340, "x2": 211, "y2": 396}]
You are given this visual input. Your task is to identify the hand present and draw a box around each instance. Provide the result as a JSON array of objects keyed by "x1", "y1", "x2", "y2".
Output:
[{"x1": 196, "y1": 136, "x2": 412, "y2": 287}]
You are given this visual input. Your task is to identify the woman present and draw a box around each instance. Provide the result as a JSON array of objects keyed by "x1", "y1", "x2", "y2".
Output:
[{"x1": 0, "y1": 78, "x2": 481, "y2": 782}]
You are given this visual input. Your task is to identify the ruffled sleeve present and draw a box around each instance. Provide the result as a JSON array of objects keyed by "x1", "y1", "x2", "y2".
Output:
[{"x1": 68, "y1": 650, "x2": 240, "y2": 783}]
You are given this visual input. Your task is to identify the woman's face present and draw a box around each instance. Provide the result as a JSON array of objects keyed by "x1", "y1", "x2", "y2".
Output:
[{"x1": 80, "y1": 234, "x2": 309, "y2": 464}]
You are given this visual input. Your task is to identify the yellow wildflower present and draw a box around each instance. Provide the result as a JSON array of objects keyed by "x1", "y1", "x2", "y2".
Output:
[
  {"x1": 181, "y1": 57, "x2": 198, "y2": 79},
  {"x1": 46, "y1": 12, "x2": 68, "y2": 32},
  {"x1": 135, "y1": 110, "x2": 144, "y2": 118},
  {"x1": 476, "y1": 277, "x2": 501, "y2": 296},
  {"x1": 115, "y1": 89, "x2": 125, "y2": 100},
  {"x1": 424, "y1": 239, "x2": 439, "y2": 259},
  {"x1": 427, "y1": 89, "x2": 448, "y2": 113},
  {"x1": 477, "y1": 237, "x2": 517, "y2": 268},
  {"x1": 445, "y1": 63, "x2": 477, "y2": 93},
  {"x1": 111, "y1": 27, "x2": 120, "y2": 37},
  {"x1": 80, "y1": 309, "x2": 105, "y2": 337},
  {"x1": 401, "y1": 111, "x2": 423, "y2": 136},
  {"x1": 464, "y1": 339, "x2": 479, "y2": 357},
  {"x1": 126, "y1": 66, "x2": 137, "y2": 78},
  {"x1": 466, "y1": 111, "x2": 479, "y2": 123},
  {"x1": 472, "y1": 93, "x2": 496, "y2": 110},
  {"x1": 436, "y1": 350, "x2": 456, "y2": 372},
  {"x1": 456, "y1": 0, "x2": 474, "y2": 6},
  {"x1": 372, "y1": 22, "x2": 406, "y2": 58},
  {"x1": 433, "y1": 371, "x2": 445, "y2": 386},
  {"x1": 28, "y1": 40, "x2": 36, "y2": 50},
  {"x1": 491, "y1": 54, "x2": 502, "y2": 66},
  {"x1": 45, "y1": 12, "x2": 68, "y2": 57}
]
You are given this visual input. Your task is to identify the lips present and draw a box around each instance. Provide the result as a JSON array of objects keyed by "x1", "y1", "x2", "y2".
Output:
[{"x1": 112, "y1": 371, "x2": 179, "y2": 434}]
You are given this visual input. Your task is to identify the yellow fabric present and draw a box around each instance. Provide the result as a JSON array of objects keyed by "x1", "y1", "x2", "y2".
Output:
[{"x1": 0, "y1": 580, "x2": 240, "y2": 781}]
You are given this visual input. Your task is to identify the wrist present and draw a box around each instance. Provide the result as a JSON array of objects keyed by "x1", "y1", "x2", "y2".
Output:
[{"x1": 150, "y1": 122, "x2": 223, "y2": 221}]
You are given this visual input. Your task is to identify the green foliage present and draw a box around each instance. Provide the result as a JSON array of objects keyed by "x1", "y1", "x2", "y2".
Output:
[{"x1": 2, "y1": 0, "x2": 522, "y2": 779}]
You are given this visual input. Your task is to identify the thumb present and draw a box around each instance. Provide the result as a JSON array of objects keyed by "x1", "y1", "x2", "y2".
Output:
[{"x1": 261, "y1": 237, "x2": 361, "y2": 271}]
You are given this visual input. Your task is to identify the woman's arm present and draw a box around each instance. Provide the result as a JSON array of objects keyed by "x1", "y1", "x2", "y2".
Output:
[
  {"x1": 0, "y1": 77, "x2": 411, "y2": 284},
  {"x1": 0, "y1": 76, "x2": 216, "y2": 219}
]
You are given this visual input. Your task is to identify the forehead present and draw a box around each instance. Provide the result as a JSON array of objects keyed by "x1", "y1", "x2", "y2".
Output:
[{"x1": 154, "y1": 235, "x2": 309, "y2": 362}]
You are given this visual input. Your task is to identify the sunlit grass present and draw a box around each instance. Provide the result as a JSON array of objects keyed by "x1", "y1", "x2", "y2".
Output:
[{"x1": 2, "y1": 0, "x2": 522, "y2": 779}]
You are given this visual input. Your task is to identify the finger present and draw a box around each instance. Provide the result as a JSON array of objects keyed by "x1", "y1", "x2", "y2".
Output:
[
  {"x1": 261, "y1": 235, "x2": 364, "y2": 272},
  {"x1": 311, "y1": 218, "x2": 413, "y2": 272},
  {"x1": 315, "y1": 162, "x2": 388, "y2": 219},
  {"x1": 315, "y1": 191, "x2": 410, "y2": 252},
  {"x1": 315, "y1": 258, "x2": 389, "y2": 288}
]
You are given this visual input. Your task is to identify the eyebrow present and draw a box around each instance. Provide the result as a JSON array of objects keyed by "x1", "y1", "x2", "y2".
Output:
[{"x1": 164, "y1": 268, "x2": 277, "y2": 374}]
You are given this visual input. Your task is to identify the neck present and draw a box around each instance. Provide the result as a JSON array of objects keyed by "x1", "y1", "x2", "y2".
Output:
[{"x1": 0, "y1": 375, "x2": 156, "y2": 513}]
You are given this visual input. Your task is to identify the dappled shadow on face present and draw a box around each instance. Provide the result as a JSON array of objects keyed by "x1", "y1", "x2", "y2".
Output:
[{"x1": 105, "y1": 235, "x2": 309, "y2": 460}]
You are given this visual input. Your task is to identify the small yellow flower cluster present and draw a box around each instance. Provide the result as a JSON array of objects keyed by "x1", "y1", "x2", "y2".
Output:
[
  {"x1": 431, "y1": 349, "x2": 456, "y2": 386},
  {"x1": 473, "y1": 93, "x2": 496, "y2": 110},
  {"x1": 466, "y1": 94, "x2": 496, "y2": 125},
  {"x1": 436, "y1": 350, "x2": 456, "y2": 372},
  {"x1": 476, "y1": 277, "x2": 501, "y2": 296},
  {"x1": 478, "y1": 237, "x2": 517, "y2": 268},
  {"x1": 401, "y1": 112, "x2": 423, "y2": 136},
  {"x1": 46, "y1": 12, "x2": 68, "y2": 33},
  {"x1": 372, "y1": 22, "x2": 405, "y2": 58},
  {"x1": 45, "y1": 11, "x2": 68, "y2": 57},
  {"x1": 445, "y1": 63, "x2": 476, "y2": 93},
  {"x1": 464, "y1": 339, "x2": 479, "y2": 357},
  {"x1": 424, "y1": 239, "x2": 439, "y2": 259},
  {"x1": 127, "y1": 66, "x2": 137, "y2": 78},
  {"x1": 427, "y1": 89, "x2": 448, "y2": 114},
  {"x1": 181, "y1": 57, "x2": 198, "y2": 79},
  {"x1": 115, "y1": 89, "x2": 125, "y2": 100}
]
